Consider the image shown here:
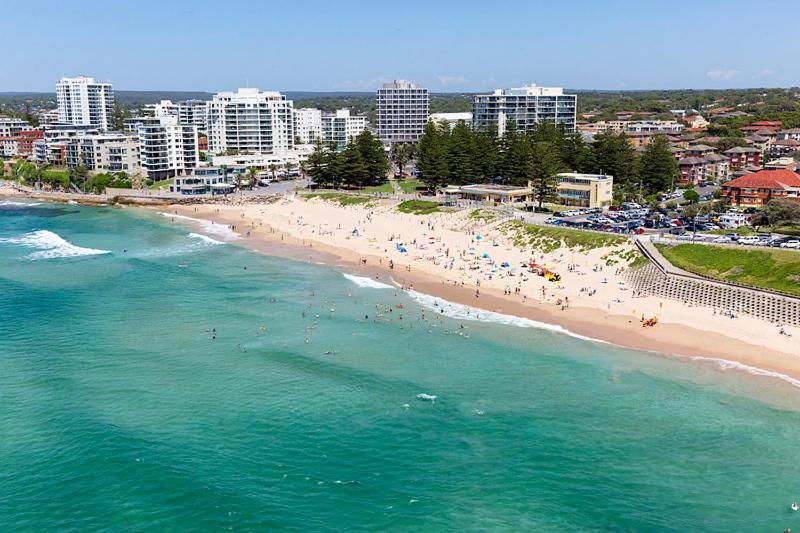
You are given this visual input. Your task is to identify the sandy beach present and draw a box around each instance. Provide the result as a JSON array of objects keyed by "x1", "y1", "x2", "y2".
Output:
[{"x1": 150, "y1": 193, "x2": 800, "y2": 384}]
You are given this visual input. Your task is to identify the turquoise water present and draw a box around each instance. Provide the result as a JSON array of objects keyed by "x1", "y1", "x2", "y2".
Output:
[{"x1": 2, "y1": 200, "x2": 800, "y2": 532}]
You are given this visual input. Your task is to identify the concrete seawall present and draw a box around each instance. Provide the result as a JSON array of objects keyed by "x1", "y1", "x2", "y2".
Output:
[{"x1": 626, "y1": 238, "x2": 800, "y2": 326}]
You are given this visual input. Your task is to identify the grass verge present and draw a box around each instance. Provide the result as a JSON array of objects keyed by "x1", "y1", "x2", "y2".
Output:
[
  {"x1": 303, "y1": 192, "x2": 373, "y2": 206},
  {"x1": 500, "y1": 220, "x2": 629, "y2": 253},
  {"x1": 398, "y1": 179, "x2": 425, "y2": 193},
  {"x1": 397, "y1": 200, "x2": 440, "y2": 215},
  {"x1": 656, "y1": 243, "x2": 800, "y2": 296}
]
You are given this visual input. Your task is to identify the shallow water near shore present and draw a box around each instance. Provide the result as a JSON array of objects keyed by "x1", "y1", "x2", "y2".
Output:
[{"x1": 2, "y1": 200, "x2": 800, "y2": 531}]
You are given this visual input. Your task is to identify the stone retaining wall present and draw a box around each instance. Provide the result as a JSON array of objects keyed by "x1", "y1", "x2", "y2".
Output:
[{"x1": 623, "y1": 262, "x2": 800, "y2": 326}]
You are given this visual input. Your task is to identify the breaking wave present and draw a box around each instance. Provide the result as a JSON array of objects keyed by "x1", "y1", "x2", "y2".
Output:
[
  {"x1": 406, "y1": 290, "x2": 607, "y2": 344},
  {"x1": 0, "y1": 230, "x2": 111, "y2": 259},
  {"x1": 159, "y1": 213, "x2": 240, "y2": 241},
  {"x1": 342, "y1": 273, "x2": 394, "y2": 290}
]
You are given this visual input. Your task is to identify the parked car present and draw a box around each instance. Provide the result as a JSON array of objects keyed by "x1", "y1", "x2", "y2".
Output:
[{"x1": 780, "y1": 240, "x2": 800, "y2": 249}]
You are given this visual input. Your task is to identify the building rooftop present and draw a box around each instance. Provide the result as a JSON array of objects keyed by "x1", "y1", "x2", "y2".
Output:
[{"x1": 723, "y1": 169, "x2": 800, "y2": 189}]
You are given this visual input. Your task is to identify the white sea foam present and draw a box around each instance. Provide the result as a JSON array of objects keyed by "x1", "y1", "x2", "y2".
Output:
[
  {"x1": 0, "y1": 230, "x2": 111, "y2": 259},
  {"x1": 188, "y1": 232, "x2": 223, "y2": 245},
  {"x1": 159, "y1": 212, "x2": 240, "y2": 241},
  {"x1": 416, "y1": 393, "x2": 437, "y2": 402},
  {"x1": 691, "y1": 356, "x2": 800, "y2": 389},
  {"x1": 342, "y1": 273, "x2": 394, "y2": 290},
  {"x1": 0, "y1": 200, "x2": 43, "y2": 207},
  {"x1": 406, "y1": 289, "x2": 606, "y2": 344}
]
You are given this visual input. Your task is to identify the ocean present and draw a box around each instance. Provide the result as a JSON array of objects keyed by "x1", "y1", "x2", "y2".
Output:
[{"x1": 2, "y1": 199, "x2": 800, "y2": 531}]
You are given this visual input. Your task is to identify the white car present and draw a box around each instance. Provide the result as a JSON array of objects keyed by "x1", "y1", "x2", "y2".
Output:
[
  {"x1": 738, "y1": 236, "x2": 759, "y2": 245},
  {"x1": 712, "y1": 236, "x2": 732, "y2": 243},
  {"x1": 780, "y1": 240, "x2": 800, "y2": 249}
]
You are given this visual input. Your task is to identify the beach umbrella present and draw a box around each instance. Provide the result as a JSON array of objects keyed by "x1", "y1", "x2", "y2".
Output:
[{"x1": 475, "y1": 235, "x2": 482, "y2": 240}]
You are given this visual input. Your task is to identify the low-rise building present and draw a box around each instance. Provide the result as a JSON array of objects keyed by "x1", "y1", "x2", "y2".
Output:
[
  {"x1": 0, "y1": 130, "x2": 44, "y2": 157},
  {"x1": 429, "y1": 112, "x2": 473, "y2": 130},
  {"x1": 170, "y1": 167, "x2": 236, "y2": 195},
  {"x1": 768, "y1": 139, "x2": 800, "y2": 159},
  {"x1": 625, "y1": 120, "x2": 684, "y2": 134},
  {"x1": 64, "y1": 132, "x2": 141, "y2": 174},
  {"x1": 764, "y1": 157, "x2": 796, "y2": 171},
  {"x1": 0, "y1": 116, "x2": 32, "y2": 136},
  {"x1": 442, "y1": 173, "x2": 613, "y2": 209},
  {"x1": 724, "y1": 146, "x2": 761, "y2": 169},
  {"x1": 555, "y1": 173, "x2": 613, "y2": 208},
  {"x1": 721, "y1": 169, "x2": 800, "y2": 206}
]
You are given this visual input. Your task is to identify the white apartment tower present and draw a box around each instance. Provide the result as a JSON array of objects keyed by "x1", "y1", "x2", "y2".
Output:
[
  {"x1": 321, "y1": 109, "x2": 367, "y2": 149},
  {"x1": 294, "y1": 108, "x2": 322, "y2": 144},
  {"x1": 206, "y1": 88, "x2": 294, "y2": 155},
  {"x1": 131, "y1": 116, "x2": 199, "y2": 181},
  {"x1": 377, "y1": 80, "x2": 429, "y2": 143},
  {"x1": 145, "y1": 99, "x2": 208, "y2": 130},
  {"x1": 472, "y1": 84, "x2": 577, "y2": 134},
  {"x1": 56, "y1": 76, "x2": 114, "y2": 130}
]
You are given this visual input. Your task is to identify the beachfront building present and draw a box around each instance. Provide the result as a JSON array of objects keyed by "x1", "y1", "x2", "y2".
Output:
[
  {"x1": 555, "y1": 173, "x2": 614, "y2": 208},
  {"x1": 472, "y1": 84, "x2": 577, "y2": 135},
  {"x1": 131, "y1": 116, "x2": 199, "y2": 181},
  {"x1": 56, "y1": 76, "x2": 114, "y2": 130},
  {"x1": 321, "y1": 109, "x2": 367, "y2": 149},
  {"x1": 721, "y1": 169, "x2": 800, "y2": 207},
  {"x1": 170, "y1": 167, "x2": 237, "y2": 195},
  {"x1": 63, "y1": 132, "x2": 141, "y2": 175},
  {"x1": 208, "y1": 145, "x2": 313, "y2": 173},
  {"x1": 377, "y1": 80, "x2": 429, "y2": 144},
  {"x1": 0, "y1": 116, "x2": 33, "y2": 136},
  {"x1": 0, "y1": 130, "x2": 44, "y2": 158},
  {"x1": 31, "y1": 124, "x2": 101, "y2": 166},
  {"x1": 206, "y1": 88, "x2": 294, "y2": 155},
  {"x1": 443, "y1": 173, "x2": 612, "y2": 208},
  {"x1": 442, "y1": 184, "x2": 532, "y2": 204},
  {"x1": 429, "y1": 112, "x2": 473, "y2": 130},
  {"x1": 293, "y1": 108, "x2": 322, "y2": 144}
]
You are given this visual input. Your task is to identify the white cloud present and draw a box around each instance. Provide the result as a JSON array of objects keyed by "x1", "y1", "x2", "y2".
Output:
[
  {"x1": 332, "y1": 77, "x2": 389, "y2": 91},
  {"x1": 755, "y1": 69, "x2": 775, "y2": 79},
  {"x1": 437, "y1": 75, "x2": 468, "y2": 87},
  {"x1": 706, "y1": 69, "x2": 739, "y2": 81}
]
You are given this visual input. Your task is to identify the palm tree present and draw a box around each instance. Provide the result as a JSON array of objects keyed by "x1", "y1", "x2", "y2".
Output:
[
  {"x1": 247, "y1": 166, "x2": 258, "y2": 187},
  {"x1": 268, "y1": 163, "x2": 279, "y2": 181},
  {"x1": 284, "y1": 160, "x2": 296, "y2": 178}
]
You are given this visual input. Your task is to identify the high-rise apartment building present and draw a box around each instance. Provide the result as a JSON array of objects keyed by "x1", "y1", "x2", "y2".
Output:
[
  {"x1": 132, "y1": 116, "x2": 199, "y2": 181},
  {"x1": 206, "y1": 88, "x2": 294, "y2": 155},
  {"x1": 472, "y1": 84, "x2": 577, "y2": 134},
  {"x1": 321, "y1": 109, "x2": 367, "y2": 149},
  {"x1": 145, "y1": 100, "x2": 208, "y2": 130},
  {"x1": 178, "y1": 100, "x2": 208, "y2": 130},
  {"x1": 56, "y1": 76, "x2": 114, "y2": 130},
  {"x1": 377, "y1": 80, "x2": 429, "y2": 143},
  {"x1": 294, "y1": 108, "x2": 322, "y2": 144}
]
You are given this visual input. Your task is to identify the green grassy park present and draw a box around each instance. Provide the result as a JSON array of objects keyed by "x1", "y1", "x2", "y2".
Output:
[
  {"x1": 656, "y1": 243, "x2": 800, "y2": 296},
  {"x1": 396, "y1": 200, "x2": 440, "y2": 215}
]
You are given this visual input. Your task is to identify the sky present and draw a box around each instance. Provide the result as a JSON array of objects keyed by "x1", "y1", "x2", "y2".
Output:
[{"x1": 3, "y1": 0, "x2": 798, "y2": 93}]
